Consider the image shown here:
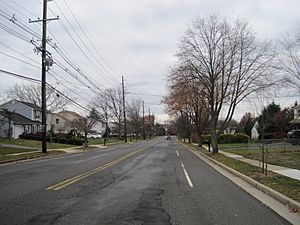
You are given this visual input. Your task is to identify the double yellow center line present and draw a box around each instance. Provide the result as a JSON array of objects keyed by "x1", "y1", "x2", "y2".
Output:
[{"x1": 46, "y1": 142, "x2": 157, "y2": 191}]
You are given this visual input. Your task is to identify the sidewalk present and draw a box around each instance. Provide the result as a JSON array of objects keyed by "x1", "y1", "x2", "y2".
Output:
[{"x1": 220, "y1": 150, "x2": 300, "y2": 181}]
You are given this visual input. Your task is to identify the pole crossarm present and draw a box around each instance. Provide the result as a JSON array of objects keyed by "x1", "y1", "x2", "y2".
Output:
[{"x1": 29, "y1": 16, "x2": 59, "y2": 23}]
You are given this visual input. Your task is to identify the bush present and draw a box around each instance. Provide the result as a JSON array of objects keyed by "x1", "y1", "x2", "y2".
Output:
[
  {"x1": 219, "y1": 134, "x2": 235, "y2": 144},
  {"x1": 55, "y1": 137, "x2": 83, "y2": 145},
  {"x1": 19, "y1": 133, "x2": 83, "y2": 146},
  {"x1": 201, "y1": 133, "x2": 249, "y2": 144},
  {"x1": 234, "y1": 133, "x2": 250, "y2": 143},
  {"x1": 272, "y1": 131, "x2": 286, "y2": 139}
]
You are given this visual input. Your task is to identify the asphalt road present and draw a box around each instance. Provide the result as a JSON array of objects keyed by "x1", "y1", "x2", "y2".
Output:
[{"x1": 0, "y1": 137, "x2": 291, "y2": 225}]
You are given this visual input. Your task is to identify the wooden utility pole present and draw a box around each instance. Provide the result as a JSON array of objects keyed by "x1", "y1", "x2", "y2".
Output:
[
  {"x1": 40, "y1": 0, "x2": 48, "y2": 153},
  {"x1": 142, "y1": 101, "x2": 145, "y2": 140},
  {"x1": 122, "y1": 76, "x2": 127, "y2": 143},
  {"x1": 29, "y1": 0, "x2": 58, "y2": 153},
  {"x1": 148, "y1": 108, "x2": 151, "y2": 139}
]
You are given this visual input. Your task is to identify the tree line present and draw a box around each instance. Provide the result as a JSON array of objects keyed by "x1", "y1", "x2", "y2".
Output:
[{"x1": 2, "y1": 83, "x2": 164, "y2": 143}]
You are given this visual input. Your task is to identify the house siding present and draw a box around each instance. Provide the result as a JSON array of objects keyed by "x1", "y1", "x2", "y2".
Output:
[
  {"x1": 0, "y1": 100, "x2": 42, "y2": 138},
  {"x1": 0, "y1": 100, "x2": 37, "y2": 121},
  {"x1": 47, "y1": 113, "x2": 75, "y2": 133}
]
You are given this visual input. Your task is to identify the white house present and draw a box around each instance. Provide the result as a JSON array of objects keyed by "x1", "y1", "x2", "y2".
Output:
[
  {"x1": 47, "y1": 110, "x2": 83, "y2": 134},
  {"x1": 289, "y1": 104, "x2": 300, "y2": 129},
  {"x1": 0, "y1": 100, "x2": 42, "y2": 138},
  {"x1": 47, "y1": 110, "x2": 105, "y2": 135},
  {"x1": 251, "y1": 121, "x2": 259, "y2": 139}
]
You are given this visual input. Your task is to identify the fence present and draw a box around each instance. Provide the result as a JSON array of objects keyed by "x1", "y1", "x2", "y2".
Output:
[{"x1": 219, "y1": 138, "x2": 300, "y2": 175}]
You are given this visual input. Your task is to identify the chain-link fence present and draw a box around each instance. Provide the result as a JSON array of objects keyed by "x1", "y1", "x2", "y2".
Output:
[{"x1": 220, "y1": 139, "x2": 300, "y2": 174}]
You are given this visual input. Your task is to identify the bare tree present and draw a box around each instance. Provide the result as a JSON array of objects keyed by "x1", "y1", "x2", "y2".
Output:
[
  {"x1": 0, "y1": 109, "x2": 14, "y2": 140},
  {"x1": 177, "y1": 15, "x2": 275, "y2": 153},
  {"x1": 73, "y1": 108, "x2": 100, "y2": 147},
  {"x1": 91, "y1": 91, "x2": 110, "y2": 140},
  {"x1": 127, "y1": 99, "x2": 142, "y2": 139},
  {"x1": 104, "y1": 87, "x2": 123, "y2": 139},
  {"x1": 175, "y1": 112, "x2": 192, "y2": 143},
  {"x1": 164, "y1": 64, "x2": 210, "y2": 146},
  {"x1": 277, "y1": 33, "x2": 300, "y2": 91},
  {"x1": 6, "y1": 83, "x2": 69, "y2": 112}
]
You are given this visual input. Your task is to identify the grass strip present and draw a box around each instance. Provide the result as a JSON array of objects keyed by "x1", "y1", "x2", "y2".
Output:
[
  {"x1": 0, "y1": 139, "x2": 76, "y2": 149},
  {"x1": 187, "y1": 144, "x2": 300, "y2": 203},
  {"x1": 0, "y1": 147, "x2": 37, "y2": 155},
  {"x1": 0, "y1": 150, "x2": 64, "y2": 164},
  {"x1": 226, "y1": 149, "x2": 300, "y2": 170}
]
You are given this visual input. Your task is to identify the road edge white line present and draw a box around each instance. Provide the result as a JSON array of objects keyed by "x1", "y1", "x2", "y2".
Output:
[{"x1": 180, "y1": 161, "x2": 193, "y2": 188}]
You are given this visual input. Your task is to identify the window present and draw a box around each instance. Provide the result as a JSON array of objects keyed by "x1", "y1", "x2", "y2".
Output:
[
  {"x1": 298, "y1": 110, "x2": 300, "y2": 116},
  {"x1": 56, "y1": 119, "x2": 59, "y2": 124},
  {"x1": 34, "y1": 111, "x2": 40, "y2": 119}
]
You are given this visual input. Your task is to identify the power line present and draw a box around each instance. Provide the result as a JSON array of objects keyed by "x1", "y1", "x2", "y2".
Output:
[
  {"x1": 61, "y1": 0, "x2": 120, "y2": 82},
  {"x1": 51, "y1": 1, "x2": 117, "y2": 86},
  {"x1": 128, "y1": 92, "x2": 164, "y2": 98},
  {"x1": 0, "y1": 51, "x2": 40, "y2": 69},
  {"x1": 0, "y1": 40, "x2": 40, "y2": 66},
  {"x1": 0, "y1": 68, "x2": 90, "y2": 112}
]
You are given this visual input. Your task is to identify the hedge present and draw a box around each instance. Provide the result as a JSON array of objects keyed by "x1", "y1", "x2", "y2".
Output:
[
  {"x1": 19, "y1": 134, "x2": 84, "y2": 146},
  {"x1": 201, "y1": 133, "x2": 250, "y2": 144}
]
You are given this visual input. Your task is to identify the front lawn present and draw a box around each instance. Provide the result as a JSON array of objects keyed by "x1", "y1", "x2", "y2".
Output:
[
  {"x1": 227, "y1": 148, "x2": 300, "y2": 170},
  {"x1": 88, "y1": 137, "x2": 127, "y2": 145}
]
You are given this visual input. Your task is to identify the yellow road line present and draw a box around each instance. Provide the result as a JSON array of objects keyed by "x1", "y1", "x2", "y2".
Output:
[{"x1": 46, "y1": 142, "x2": 158, "y2": 191}]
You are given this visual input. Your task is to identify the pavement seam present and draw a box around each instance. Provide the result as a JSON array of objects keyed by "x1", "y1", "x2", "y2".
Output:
[{"x1": 181, "y1": 143, "x2": 300, "y2": 212}]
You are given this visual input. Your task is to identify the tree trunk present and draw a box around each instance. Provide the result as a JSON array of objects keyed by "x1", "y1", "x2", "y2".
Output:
[
  {"x1": 118, "y1": 122, "x2": 122, "y2": 140},
  {"x1": 197, "y1": 131, "x2": 202, "y2": 147},
  {"x1": 210, "y1": 117, "x2": 219, "y2": 153},
  {"x1": 8, "y1": 118, "x2": 11, "y2": 141},
  {"x1": 84, "y1": 131, "x2": 88, "y2": 148},
  {"x1": 211, "y1": 129, "x2": 218, "y2": 153}
]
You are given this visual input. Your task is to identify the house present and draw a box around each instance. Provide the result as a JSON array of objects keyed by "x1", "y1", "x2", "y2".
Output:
[
  {"x1": 47, "y1": 110, "x2": 83, "y2": 133},
  {"x1": 223, "y1": 126, "x2": 237, "y2": 135},
  {"x1": 47, "y1": 110, "x2": 105, "y2": 134},
  {"x1": 251, "y1": 121, "x2": 259, "y2": 139},
  {"x1": 0, "y1": 100, "x2": 42, "y2": 139},
  {"x1": 289, "y1": 104, "x2": 300, "y2": 129}
]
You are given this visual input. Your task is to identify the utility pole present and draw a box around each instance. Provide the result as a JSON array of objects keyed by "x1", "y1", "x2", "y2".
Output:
[
  {"x1": 148, "y1": 108, "x2": 151, "y2": 139},
  {"x1": 29, "y1": 0, "x2": 58, "y2": 153},
  {"x1": 142, "y1": 101, "x2": 145, "y2": 140},
  {"x1": 122, "y1": 76, "x2": 127, "y2": 143}
]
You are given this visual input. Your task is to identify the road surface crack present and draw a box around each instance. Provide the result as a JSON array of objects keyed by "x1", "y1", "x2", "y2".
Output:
[{"x1": 134, "y1": 188, "x2": 171, "y2": 225}]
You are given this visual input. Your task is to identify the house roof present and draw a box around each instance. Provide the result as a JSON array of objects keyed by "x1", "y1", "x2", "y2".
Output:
[
  {"x1": 293, "y1": 104, "x2": 300, "y2": 110},
  {"x1": 57, "y1": 110, "x2": 84, "y2": 119},
  {"x1": 17, "y1": 100, "x2": 41, "y2": 110},
  {"x1": 0, "y1": 111, "x2": 41, "y2": 125}
]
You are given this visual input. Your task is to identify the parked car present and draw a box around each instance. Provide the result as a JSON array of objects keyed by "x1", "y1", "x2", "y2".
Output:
[
  {"x1": 287, "y1": 130, "x2": 300, "y2": 139},
  {"x1": 287, "y1": 130, "x2": 300, "y2": 145},
  {"x1": 87, "y1": 132, "x2": 102, "y2": 139}
]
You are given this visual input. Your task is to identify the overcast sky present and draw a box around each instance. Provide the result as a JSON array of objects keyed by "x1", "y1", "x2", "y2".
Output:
[{"x1": 0, "y1": 0, "x2": 299, "y2": 122}]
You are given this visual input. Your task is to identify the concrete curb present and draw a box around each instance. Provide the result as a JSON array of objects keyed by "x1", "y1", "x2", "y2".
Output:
[{"x1": 185, "y1": 144, "x2": 300, "y2": 212}]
